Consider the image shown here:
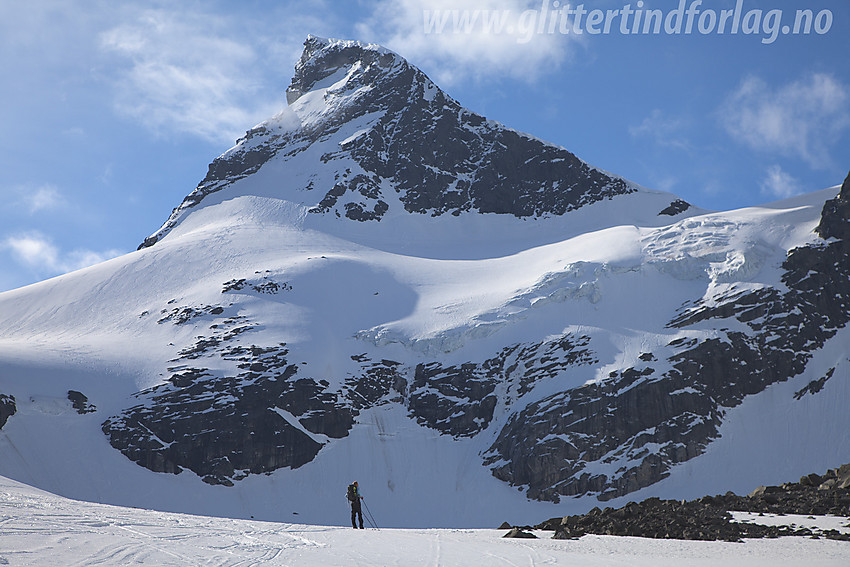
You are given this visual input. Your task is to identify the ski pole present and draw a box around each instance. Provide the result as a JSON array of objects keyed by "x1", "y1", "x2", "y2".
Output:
[
  {"x1": 363, "y1": 499, "x2": 378, "y2": 529},
  {"x1": 362, "y1": 500, "x2": 375, "y2": 529}
]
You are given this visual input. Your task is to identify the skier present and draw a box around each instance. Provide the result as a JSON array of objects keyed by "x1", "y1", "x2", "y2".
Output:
[{"x1": 347, "y1": 481, "x2": 364, "y2": 529}]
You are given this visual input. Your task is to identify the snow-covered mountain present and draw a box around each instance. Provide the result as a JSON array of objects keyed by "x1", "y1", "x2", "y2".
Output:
[{"x1": 0, "y1": 36, "x2": 848, "y2": 528}]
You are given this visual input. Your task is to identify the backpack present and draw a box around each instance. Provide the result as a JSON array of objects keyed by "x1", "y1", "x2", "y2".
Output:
[{"x1": 347, "y1": 483, "x2": 357, "y2": 502}]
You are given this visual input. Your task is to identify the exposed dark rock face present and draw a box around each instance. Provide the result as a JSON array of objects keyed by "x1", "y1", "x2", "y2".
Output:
[
  {"x1": 408, "y1": 361, "x2": 499, "y2": 437},
  {"x1": 528, "y1": 464, "x2": 850, "y2": 542},
  {"x1": 345, "y1": 355, "x2": 406, "y2": 409},
  {"x1": 485, "y1": 363, "x2": 720, "y2": 501},
  {"x1": 178, "y1": 326, "x2": 257, "y2": 362},
  {"x1": 102, "y1": 344, "x2": 355, "y2": 486},
  {"x1": 485, "y1": 171, "x2": 850, "y2": 502},
  {"x1": 408, "y1": 336, "x2": 596, "y2": 437},
  {"x1": 0, "y1": 393, "x2": 15, "y2": 429},
  {"x1": 794, "y1": 368, "x2": 835, "y2": 400},
  {"x1": 103, "y1": 320, "x2": 597, "y2": 484},
  {"x1": 817, "y1": 171, "x2": 850, "y2": 240},
  {"x1": 659, "y1": 199, "x2": 691, "y2": 216},
  {"x1": 67, "y1": 390, "x2": 96, "y2": 414},
  {"x1": 289, "y1": 37, "x2": 633, "y2": 222},
  {"x1": 139, "y1": 36, "x2": 633, "y2": 248}
]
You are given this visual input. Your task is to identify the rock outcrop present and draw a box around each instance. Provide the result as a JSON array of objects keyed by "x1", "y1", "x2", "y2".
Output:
[
  {"x1": 67, "y1": 390, "x2": 96, "y2": 415},
  {"x1": 102, "y1": 344, "x2": 355, "y2": 486},
  {"x1": 0, "y1": 394, "x2": 15, "y2": 429},
  {"x1": 527, "y1": 464, "x2": 850, "y2": 542}
]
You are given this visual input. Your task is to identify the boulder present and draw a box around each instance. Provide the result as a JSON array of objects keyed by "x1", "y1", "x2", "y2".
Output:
[{"x1": 503, "y1": 528, "x2": 537, "y2": 539}]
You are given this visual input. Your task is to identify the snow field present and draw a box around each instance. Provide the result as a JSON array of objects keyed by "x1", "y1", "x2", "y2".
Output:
[{"x1": 1, "y1": 474, "x2": 849, "y2": 567}]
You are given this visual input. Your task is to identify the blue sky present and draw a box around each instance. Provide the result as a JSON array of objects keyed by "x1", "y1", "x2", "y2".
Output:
[{"x1": 1, "y1": 0, "x2": 848, "y2": 292}]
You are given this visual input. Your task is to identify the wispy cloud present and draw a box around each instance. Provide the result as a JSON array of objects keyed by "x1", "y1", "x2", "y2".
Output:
[
  {"x1": 720, "y1": 73, "x2": 850, "y2": 169},
  {"x1": 759, "y1": 165, "x2": 803, "y2": 200},
  {"x1": 2, "y1": 232, "x2": 123, "y2": 277},
  {"x1": 356, "y1": 0, "x2": 582, "y2": 85},
  {"x1": 25, "y1": 184, "x2": 66, "y2": 214},
  {"x1": 99, "y1": 7, "x2": 293, "y2": 145},
  {"x1": 2, "y1": 183, "x2": 67, "y2": 215}
]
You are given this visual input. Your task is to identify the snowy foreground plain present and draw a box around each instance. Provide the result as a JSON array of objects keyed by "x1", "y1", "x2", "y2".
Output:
[{"x1": 2, "y1": 475, "x2": 848, "y2": 566}]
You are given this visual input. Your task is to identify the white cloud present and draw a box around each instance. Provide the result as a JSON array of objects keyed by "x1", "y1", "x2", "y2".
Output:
[
  {"x1": 356, "y1": 0, "x2": 582, "y2": 85},
  {"x1": 721, "y1": 74, "x2": 850, "y2": 169},
  {"x1": 3, "y1": 233, "x2": 59, "y2": 270},
  {"x1": 3, "y1": 1, "x2": 330, "y2": 148},
  {"x1": 25, "y1": 184, "x2": 65, "y2": 213},
  {"x1": 1, "y1": 183, "x2": 67, "y2": 215},
  {"x1": 99, "y1": 8, "x2": 290, "y2": 145},
  {"x1": 2, "y1": 232, "x2": 123, "y2": 276},
  {"x1": 760, "y1": 165, "x2": 802, "y2": 200}
]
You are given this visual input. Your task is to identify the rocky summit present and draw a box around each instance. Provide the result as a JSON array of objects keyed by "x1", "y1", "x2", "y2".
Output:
[{"x1": 0, "y1": 37, "x2": 847, "y2": 527}]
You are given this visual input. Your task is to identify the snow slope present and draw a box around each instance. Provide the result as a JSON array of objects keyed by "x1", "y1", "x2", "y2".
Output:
[
  {"x1": 0, "y1": 185, "x2": 846, "y2": 527},
  {"x1": 1, "y1": 474, "x2": 848, "y2": 567}
]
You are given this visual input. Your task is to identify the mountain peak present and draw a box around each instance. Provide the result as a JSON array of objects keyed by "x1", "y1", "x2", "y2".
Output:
[
  {"x1": 285, "y1": 36, "x2": 400, "y2": 105},
  {"x1": 139, "y1": 36, "x2": 674, "y2": 250}
]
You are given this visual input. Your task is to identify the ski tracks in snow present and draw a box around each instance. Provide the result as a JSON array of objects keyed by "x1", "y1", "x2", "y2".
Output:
[
  {"x1": 0, "y1": 482, "x2": 324, "y2": 566},
  {"x1": 3, "y1": 476, "x2": 850, "y2": 566},
  {"x1": 429, "y1": 531, "x2": 442, "y2": 567}
]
